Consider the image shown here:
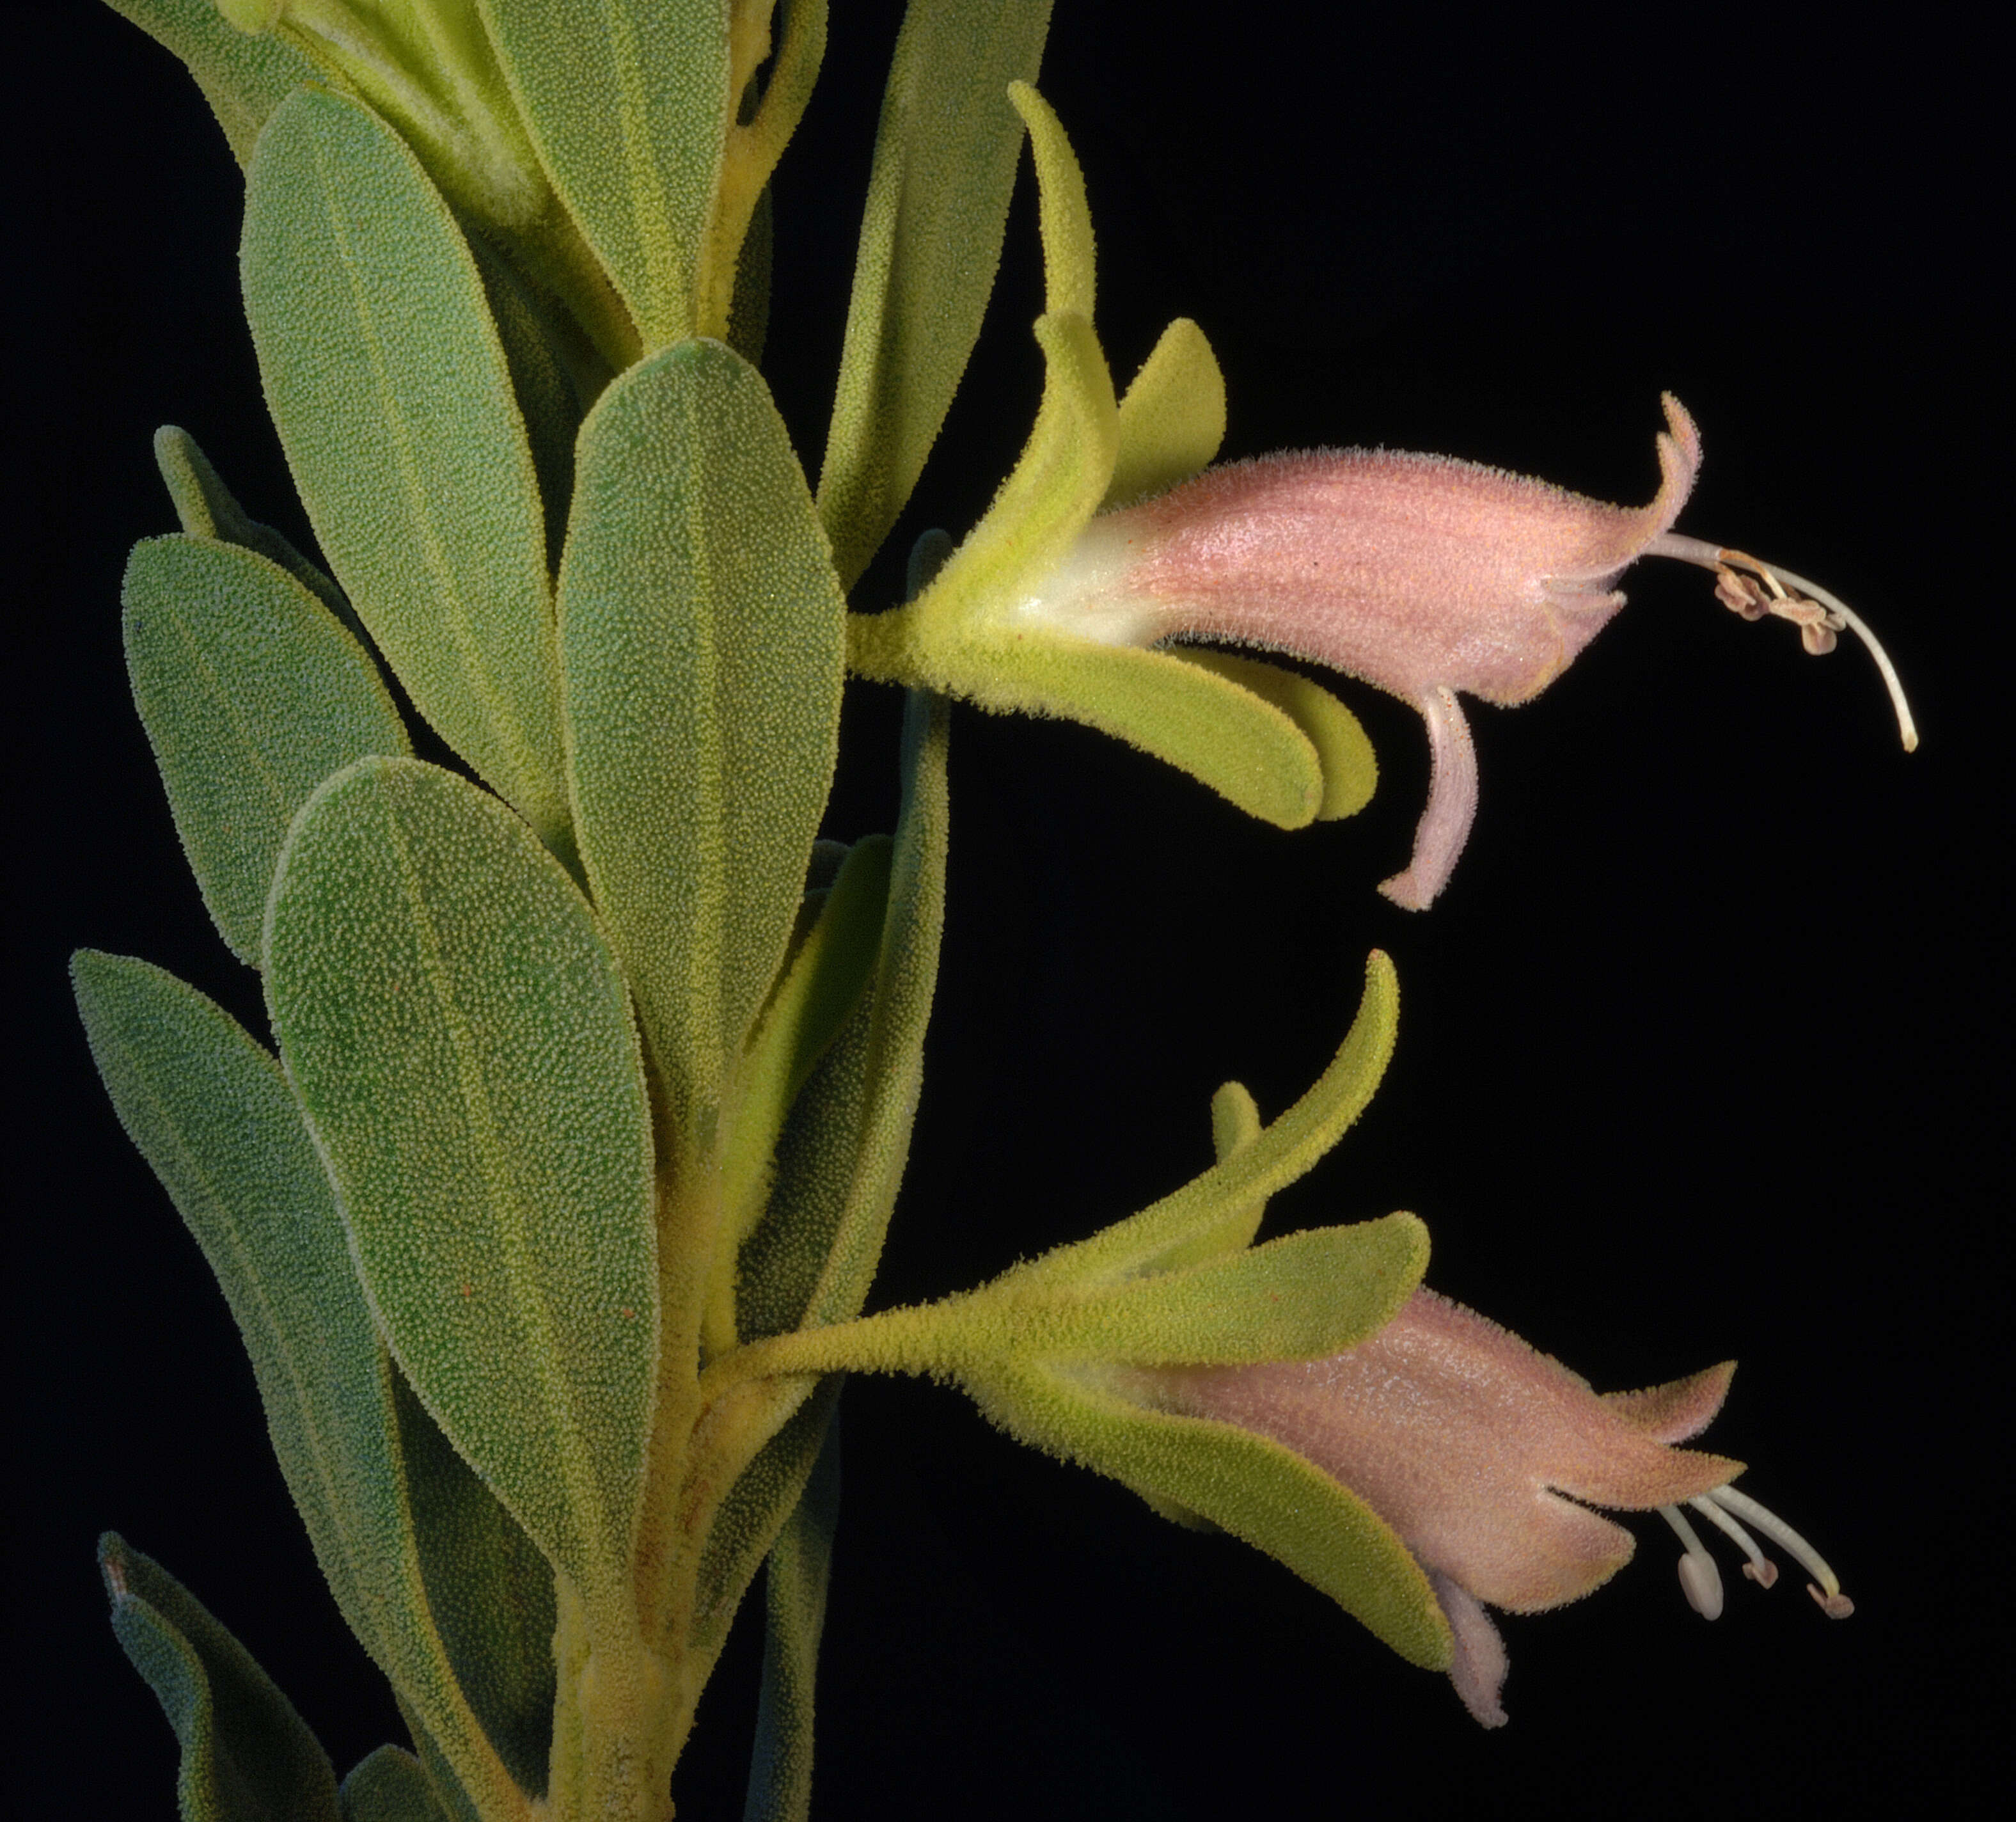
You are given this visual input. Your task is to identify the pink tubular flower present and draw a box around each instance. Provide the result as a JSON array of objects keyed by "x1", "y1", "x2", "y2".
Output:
[
  {"x1": 1020, "y1": 395, "x2": 1915, "y2": 908},
  {"x1": 1123, "y1": 1287, "x2": 1852, "y2": 1726}
]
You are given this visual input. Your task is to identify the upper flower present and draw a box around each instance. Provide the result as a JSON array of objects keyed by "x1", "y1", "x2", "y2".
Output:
[{"x1": 1122, "y1": 1286, "x2": 1853, "y2": 1726}]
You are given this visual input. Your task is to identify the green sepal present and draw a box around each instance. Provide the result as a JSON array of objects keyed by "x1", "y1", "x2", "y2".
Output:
[
  {"x1": 1146, "y1": 1081, "x2": 1266, "y2": 1274},
  {"x1": 264, "y1": 755, "x2": 658, "y2": 1605},
  {"x1": 339, "y1": 1748, "x2": 449, "y2": 1822},
  {"x1": 242, "y1": 86, "x2": 570, "y2": 853},
  {"x1": 1170, "y1": 649, "x2": 1377, "y2": 821},
  {"x1": 741, "y1": 1402, "x2": 842, "y2": 1822},
  {"x1": 559, "y1": 338, "x2": 846, "y2": 1139},
  {"x1": 844, "y1": 93, "x2": 1330, "y2": 832},
  {"x1": 1100, "y1": 316, "x2": 1226, "y2": 511},
  {"x1": 956, "y1": 1358, "x2": 1453, "y2": 1671},
  {"x1": 931, "y1": 1216, "x2": 1428, "y2": 1368},
  {"x1": 816, "y1": 0, "x2": 1055, "y2": 588},
  {"x1": 152, "y1": 427, "x2": 352, "y2": 628},
  {"x1": 98, "y1": 1532, "x2": 342, "y2": 1822},
  {"x1": 71, "y1": 951, "x2": 548, "y2": 1816},
  {"x1": 1008, "y1": 951, "x2": 1398, "y2": 1287},
  {"x1": 104, "y1": 0, "x2": 321, "y2": 169},
  {"x1": 720, "y1": 836, "x2": 894, "y2": 1261},
  {"x1": 122, "y1": 535, "x2": 410, "y2": 965}
]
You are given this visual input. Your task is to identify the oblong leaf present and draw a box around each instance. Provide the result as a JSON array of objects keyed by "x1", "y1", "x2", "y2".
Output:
[
  {"x1": 98, "y1": 1532, "x2": 342, "y2": 1822},
  {"x1": 242, "y1": 88, "x2": 566, "y2": 848},
  {"x1": 72, "y1": 952, "x2": 543, "y2": 1818},
  {"x1": 560, "y1": 338, "x2": 846, "y2": 1134},
  {"x1": 340, "y1": 1747, "x2": 450, "y2": 1822},
  {"x1": 123, "y1": 535, "x2": 409, "y2": 965},
  {"x1": 817, "y1": 0, "x2": 1055, "y2": 587},
  {"x1": 474, "y1": 0, "x2": 731, "y2": 347},
  {"x1": 264, "y1": 756, "x2": 658, "y2": 1598},
  {"x1": 106, "y1": 0, "x2": 321, "y2": 168},
  {"x1": 152, "y1": 426, "x2": 352, "y2": 626}
]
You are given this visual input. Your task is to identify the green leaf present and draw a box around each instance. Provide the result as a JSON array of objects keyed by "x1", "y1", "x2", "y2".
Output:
[
  {"x1": 798, "y1": 691, "x2": 951, "y2": 1329},
  {"x1": 473, "y1": 0, "x2": 731, "y2": 347},
  {"x1": 1009, "y1": 952, "x2": 1399, "y2": 1286},
  {"x1": 72, "y1": 952, "x2": 546, "y2": 1816},
  {"x1": 264, "y1": 756, "x2": 658, "y2": 1604},
  {"x1": 816, "y1": 0, "x2": 1055, "y2": 587},
  {"x1": 122, "y1": 535, "x2": 409, "y2": 965},
  {"x1": 391, "y1": 1374, "x2": 556, "y2": 1799},
  {"x1": 957, "y1": 1359, "x2": 1452, "y2": 1670},
  {"x1": 726, "y1": 183, "x2": 773, "y2": 367},
  {"x1": 152, "y1": 426, "x2": 353, "y2": 628},
  {"x1": 461, "y1": 231, "x2": 594, "y2": 571},
  {"x1": 1101, "y1": 317, "x2": 1226, "y2": 511},
  {"x1": 741, "y1": 1404, "x2": 842, "y2": 1822},
  {"x1": 104, "y1": 0, "x2": 321, "y2": 169},
  {"x1": 339, "y1": 1748, "x2": 449, "y2": 1822},
  {"x1": 1170, "y1": 650, "x2": 1378, "y2": 822},
  {"x1": 98, "y1": 1533, "x2": 342, "y2": 1822},
  {"x1": 559, "y1": 339, "x2": 846, "y2": 1136},
  {"x1": 242, "y1": 88, "x2": 567, "y2": 850},
  {"x1": 719, "y1": 836, "x2": 893, "y2": 1253}
]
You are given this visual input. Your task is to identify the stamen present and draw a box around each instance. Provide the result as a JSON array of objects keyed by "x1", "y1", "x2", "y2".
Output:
[
  {"x1": 1658, "y1": 1503, "x2": 1725, "y2": 1619},
  {"x1": 1688, "y1": 1493, "x2": 1779, "y2": 1588},
  {"x1": 1647, "y1": 532, "x2": 1919, "y2": 753},
  {"x1": 1703, "y1": 1484, "x2": 1855, "y2": 1619}
]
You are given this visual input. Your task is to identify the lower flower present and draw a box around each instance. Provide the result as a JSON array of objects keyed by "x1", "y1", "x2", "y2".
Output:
[{"x1": 1112, "y1": 1287, "x2": 1852, "y2": 1726}]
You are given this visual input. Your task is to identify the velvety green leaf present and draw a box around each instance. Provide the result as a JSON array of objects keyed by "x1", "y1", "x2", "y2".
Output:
[
  {"x1": 473, "y1": 0, "x2": 731, "y2": 347},
  {"x1": 741, "y1": 1404, "x2": 841, "y2": 1822},
  {"x1": 98, "y1": 1532, "x2": 342, "y2": 1822},
  {"x1": 72, "y1": 953, "x2": 544, "y2": 1818},
  {"x1": 1101, "y1": 317, "x2": 1226, "y2": 511},
  {"x1": 1172, "y1": 650, "x2": 1378, "y2": 821},
  {"x1": 817, "y1": 0, "x2": 1053, "y2": 587},
  {"x1": 1009, "y1": 952, "x2": 1399, "y2": 1285},
  {"x1": 725, "y1": 183, "x2": 773, "y2": 367},
  {"x1": 686, "y1": 1375, "x2": 840, "y2": 1668},
  {"x1": 719, "y1": 836, "x2": 893, "y2": 1249},
  {"x1": 152, "y1": 426, "x2": 352, "y2": 628},
  {"x1": 242, "y1": 88, "x2": 567, "y2": 849},
  {"x1": 339, "y1": 1747, "x2": 448, "y2": 1822},
  {"x1": 122, "y1": 535, "x2": 409, "y2": 965},
  {"x1": 798, "y1": 691, "x2": 950, "y2": 1329},
  {"x1": 559, "y1": 339, "x2": 846, "y2": 1134},
  {"x1": 1008, "y1": 80, "x2": 1092, "y2": 316},
  {"x1": 958, "y1": 1360, "x2": 1452, "y2": 1670},
  {"x1": 461, "y1": 230, "x2": 592, "y2": 571},
  {"x1": 391, "y1": 1374, "x2": 556, "y2": 1798},
  {"x1": 104, "y1": 0, "x2": 320, "y2": 168},
  {"x1": 264, "y1": 756, "x2": 658, "y2": 1603}
]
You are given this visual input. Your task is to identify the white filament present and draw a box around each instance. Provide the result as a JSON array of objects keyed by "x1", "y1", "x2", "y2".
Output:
[
  {"x1": 1688, "y1": 1493, "x2": 1779, "y2": 1588},
  {"x1": 1703, "y1": 1485, "x2": 1854, "y2": 1618},
  {"x1": 1658, "y1": 1503, "x2": 1726, "y2": 1619}
]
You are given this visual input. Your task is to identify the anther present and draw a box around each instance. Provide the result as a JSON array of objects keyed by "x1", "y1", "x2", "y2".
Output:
[
  {"x1": 1688, "y1": 1493, "x2": 1779, "y2": 1588},
  {"x1": 1658, "y1": 1503, "x2": 1725, "y2": 1619},
  {"x1": 1702, "y1": 1484, "x2": 1854, "y2": 1619},
  {"x1": 1647, "y1": 532, "x2": 1918, "y2": 753}
]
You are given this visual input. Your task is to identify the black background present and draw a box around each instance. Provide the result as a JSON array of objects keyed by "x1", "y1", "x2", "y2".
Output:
[{"x1": 9, "y1": 3, "x2": 2004, "y2": 1816}]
